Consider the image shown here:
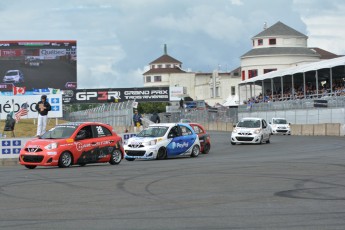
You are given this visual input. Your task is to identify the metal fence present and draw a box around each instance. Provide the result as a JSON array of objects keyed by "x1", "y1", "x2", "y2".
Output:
[
  {"x1": 63, "y1": 95, "x2": 345, "y2": 129},
  {"x1": 64, "y1": 101, "x2": 135, "y2": 128},
  {"x1": 238, "y1": 95, "x2": 345, "y2": 124}
]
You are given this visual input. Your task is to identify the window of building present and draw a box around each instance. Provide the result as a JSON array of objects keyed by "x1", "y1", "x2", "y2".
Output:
[
  {"x1": 258, "y1": 39, "x2": 263, "y2": 46},
  {"x1": 146, "y1": 76, "x2": 151, "y2": 82},
  {"x1": 157, "y1": 64, "x2": 162, "y2": 68},
  {"x1": 231, "y1": 86, "x2": 235, "y2": 95},
  {"x1": 154, "y1": 76, "x2": 162, "y2": 82},
  {"x1": 263, "y1": 68, "x2": 277, "y2": 74},
  {"x1": 210, "y1": 87, "x2": 220, "y2": 98},
  {"x1": 248, "y1": 69, "x2": 258, "y2": 79},
  {"x1": 216, "y1": 87, "x2": 220, "y2": 97},
  {"x1": 269, "y1": 38, "x2": 276, "y2": 45}
]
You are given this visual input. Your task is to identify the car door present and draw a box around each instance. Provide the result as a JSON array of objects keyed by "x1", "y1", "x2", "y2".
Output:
[
  {"x1": 261, "y1": 119, "x2": 269, "y2": 140},
  {"x1": 91, "y1": 124, "x2": 116, "y2": 162},
  {"x1": 74, "y1": 125, "x2": 100, "y2": 164},
  {"x1": 166, "y1": 125, "x2": 187, "y2": 156}
]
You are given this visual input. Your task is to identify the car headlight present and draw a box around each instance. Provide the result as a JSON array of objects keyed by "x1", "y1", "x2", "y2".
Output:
[
  {"x1": 254, "y1": 129, "x2": 261, "y2": 134},
  {"x1": 44, "y1": 142, "x2": 58, "y2": 150},
  {"x1": 232, "y1": 128, "x2": 238, "y2": 133},
  {"x1": 145, "y1": 139, "x2": 157, "y2": 146}
]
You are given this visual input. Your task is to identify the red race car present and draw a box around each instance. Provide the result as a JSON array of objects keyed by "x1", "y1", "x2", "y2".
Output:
[
  {"x1": 189, "y1": 123, "x2": 211, "y2": 154},
  {"x1": 19, "y1": 122, "x2": 124, "y2": 169}
]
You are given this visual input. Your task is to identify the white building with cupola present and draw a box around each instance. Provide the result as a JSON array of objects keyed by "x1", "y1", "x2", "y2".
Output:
[{"x1": 142, "y1": 21, "x2": 339, "y2": 106}]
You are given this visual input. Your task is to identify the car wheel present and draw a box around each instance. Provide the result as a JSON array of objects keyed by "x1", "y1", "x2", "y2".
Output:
[
  {"x1": 266, "y1": 137, "x2": 270, "y2": 144},
  {"x1": 191, "y1": 145, "x2": 200, "y2": 157},
  {"x1": 58, "y1": 151, "x2": 72, "y2": 168},
  {"x1": 125, "y1": 158, "x2": 135, "y2": 161},
  {"x1": 156, "y1": 147, "x2": 167, "y2": 160},
  {"x1": 25, "y1": 165, "x2": 37, "y2": 169},
  {"x1": 109, "y1": 149, "x2": 122, "y2": 165},
  {"x1": 203, "y1": 143, "x2": 210, "y2": 154},
  {"x1": 231, "y1": 141, "x2": 236, "y2": 145}
]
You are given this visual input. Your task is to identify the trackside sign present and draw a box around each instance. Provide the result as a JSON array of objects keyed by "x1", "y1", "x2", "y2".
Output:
[{"x1": 0, "y1": 95, "x2": 63, "y2": 120}]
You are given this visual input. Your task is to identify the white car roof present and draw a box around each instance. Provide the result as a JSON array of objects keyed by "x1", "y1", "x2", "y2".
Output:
[{"x1": 241, "y1": 117, "x2": 263, "y2": 121}]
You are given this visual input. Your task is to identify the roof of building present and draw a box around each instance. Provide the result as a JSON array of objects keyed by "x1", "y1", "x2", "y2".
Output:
[
  {"x1": 310, "y1": 47, "x2": 342, "y2": 59},
  {"x1": 149, "y1": 54, "x2": 182, "y2": 65},
  {"x1": 143, "y1": 67, "x2": 186, "y2": 75},
  {"x1": 241, "y1": 56, "x2": 345, "y2": 84},
  {"x1": 253, "y1": 21, "x2": 307, "y2": 38},
  {"x1": 241, "y1": 47, "x2": 320, "y2": 58}
]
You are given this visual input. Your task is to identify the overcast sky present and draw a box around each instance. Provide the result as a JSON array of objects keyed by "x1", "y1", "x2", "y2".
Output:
[{"x1": 1, "y1": 0, "x2": 344, "y2": 89}]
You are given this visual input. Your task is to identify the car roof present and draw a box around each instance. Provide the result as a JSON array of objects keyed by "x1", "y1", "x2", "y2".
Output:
[
  {"x1": 241, "y1": 117, "x2": 263, "y2": 121},
  {"x1": 6, "y1": 70, "x2": 20, "y2": 72},
  {"x1": 148, "y1": 123, "x2": 193, "y2": 128},
  {"x1": 56, "y1": 121, "x2": 110, "y2": 127}
]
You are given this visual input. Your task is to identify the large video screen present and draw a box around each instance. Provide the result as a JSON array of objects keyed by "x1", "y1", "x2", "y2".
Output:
[{"x1": 0, "y1": 40, "x2": 77, "y2": 94}]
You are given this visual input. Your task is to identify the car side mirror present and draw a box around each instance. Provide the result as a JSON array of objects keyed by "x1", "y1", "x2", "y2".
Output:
[{"x1": 75, "y1": 134, "x2": 85, "y2": 140}]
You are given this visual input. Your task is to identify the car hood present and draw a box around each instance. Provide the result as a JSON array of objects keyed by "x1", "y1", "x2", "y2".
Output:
[
  {"x1": 24, "y1": 138, "x2": 69, "y2": 147},
  {"x1": 128, "y1": 136, "x2": 159, "y2": 143}
]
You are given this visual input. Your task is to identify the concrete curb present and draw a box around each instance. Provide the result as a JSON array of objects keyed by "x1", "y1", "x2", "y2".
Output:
[{"x1": 1, "y1": 158, "x2": 19, "y2": 166}]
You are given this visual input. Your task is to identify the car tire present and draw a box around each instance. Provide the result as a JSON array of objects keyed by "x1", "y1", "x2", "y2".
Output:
[
  {"x1": 156, "y1": 147, "x2": 167, "y2": 160},
  {"x1": 258, "y1": 135, "x2": 263, "y2": 145},
  {"x1": 231, "y1": 141, "x2": 236, "y2": 145},
  {"x1": 58, "y1": 151, "x2": 72, "y2": 168},
  {"x1": 203, "y1": 143, "x2": 210, "y2": 154},
  {"x1": 125, "y1": 158, "x2": 135, "y2": 161},
  {"x1": 266, "y1": 138, "x2": 270, "y2": 144},
  {"x1": 25, "y1": 165, "x2": 37, "y2": 169},
  {"x1": 191, "y1": 145, "x2": 200, "y2": 157},
  {"x1": 109, "y1": 149, "x2": 122, "y2": 165}
]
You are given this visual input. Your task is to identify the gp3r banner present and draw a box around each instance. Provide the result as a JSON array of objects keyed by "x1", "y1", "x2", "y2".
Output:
[{"x1": 63, "y1": 87, "x2": 170, "y2": 104}]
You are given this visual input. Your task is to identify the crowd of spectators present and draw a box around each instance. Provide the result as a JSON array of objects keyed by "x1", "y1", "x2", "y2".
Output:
[{"x1": 244, "y1": 79, "x2": 345, "y2": 105}]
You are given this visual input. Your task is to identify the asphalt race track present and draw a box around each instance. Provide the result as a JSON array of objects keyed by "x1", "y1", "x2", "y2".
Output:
[{"x1": 1, "y1": 132, "x2": 345, "y2": 230}]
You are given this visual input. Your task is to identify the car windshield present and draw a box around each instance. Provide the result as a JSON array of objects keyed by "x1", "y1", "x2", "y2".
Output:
[
  {"x1": 137, "y1": 126, "x2": 169, "y2": 137},
  {"x1": 237, "y1": 120, "x2": 261, "y2": 128},
  {"x1": 6, "y1": 71, "x2": 18, "y2": 76},
  {"x1": 40, "y1": 126, "x2": 77, "y2": 139},
  {"x1": 273, "y1": 119, "x2": 287, "y2": 124}
]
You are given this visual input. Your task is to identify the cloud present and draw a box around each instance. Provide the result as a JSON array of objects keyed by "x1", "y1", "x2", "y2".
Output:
[
  {"x1": 293, "y1": 0, "x2": 345, "y2": 54},
  {"x1": 0, "y1": 0, "x2": 344, "y2": 90}
]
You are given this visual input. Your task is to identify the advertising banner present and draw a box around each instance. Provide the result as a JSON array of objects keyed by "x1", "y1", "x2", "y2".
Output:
[
  {"x1": 0, "y1": 95, "x2": 63, "y2": 119},
  {"x1": 62, "y1": 87, "x2": 170, "y2": 104}
]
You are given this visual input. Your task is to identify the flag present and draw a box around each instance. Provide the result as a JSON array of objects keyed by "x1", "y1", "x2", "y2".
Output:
[
  {"x1": 13, "y1": 86, "x2": 26, "y2": 95},
  {"x1": 15, "y1": 102, "x2": 29, "y2": 122}
]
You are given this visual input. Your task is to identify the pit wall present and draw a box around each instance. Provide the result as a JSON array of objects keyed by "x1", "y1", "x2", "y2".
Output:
[{"x1": 1, "y1": 123, "x2": 344, "y2": 166}]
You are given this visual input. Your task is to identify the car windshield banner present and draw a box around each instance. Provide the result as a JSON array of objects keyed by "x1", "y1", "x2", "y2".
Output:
[{"x1": 62, "y1": 87, "x2": 170, "y2": 104}]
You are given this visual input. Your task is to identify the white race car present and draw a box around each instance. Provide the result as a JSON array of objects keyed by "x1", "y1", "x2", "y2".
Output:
[
  {"x1": 124, "y1": 123, "x2": 201, "y2": 160},
  {"x1": 231, "y1": 117, "x2": 271, "y2": 145},
  {"x1": 269, "y1": 118, "x2": 291, "y2": 135}
]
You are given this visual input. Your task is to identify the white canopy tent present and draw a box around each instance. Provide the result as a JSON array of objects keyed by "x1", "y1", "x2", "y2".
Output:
[
  {"x1": 241, "y1": 56, "x2": 345, "y2": 84},
  {"x1": 238, "y1": 56, "x2": 345, "y2": 103}
]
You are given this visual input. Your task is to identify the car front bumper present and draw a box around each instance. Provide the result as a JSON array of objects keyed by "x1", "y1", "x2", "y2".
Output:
[
  {"x1": 231, "y1": 133, "x2": 262, "y2": 144},
  {"x1": 124, "y1": 146, "x2": 159, "y2": 160}
]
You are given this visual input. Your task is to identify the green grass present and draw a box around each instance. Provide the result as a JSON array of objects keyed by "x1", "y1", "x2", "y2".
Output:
[{"x1": 1, "y1": 118, "x2": 68, "y2": 138}]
